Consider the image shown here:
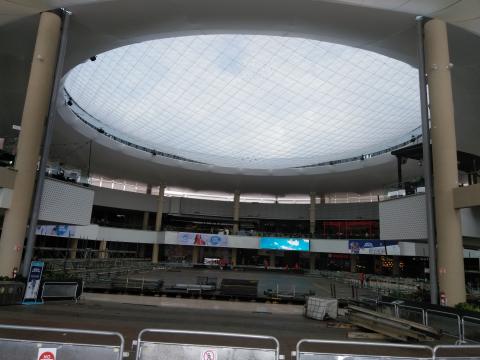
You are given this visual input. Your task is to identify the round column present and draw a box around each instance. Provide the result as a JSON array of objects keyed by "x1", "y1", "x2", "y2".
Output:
[
  {"x1": 232, "y1": 190, "x2": 240, "y2": 234},
  {"x1": 424, "y1": 18, "x2": 466, "y2": 305},
  {"x1": 0, "y1": 12, "x2": 61, "y2": 276},
  {"x1": 309, "y1": 192, "x2": 316, "y2": 235},
  {"x1": 152, "y1": 184, "x2": 165, "y2": 263}
]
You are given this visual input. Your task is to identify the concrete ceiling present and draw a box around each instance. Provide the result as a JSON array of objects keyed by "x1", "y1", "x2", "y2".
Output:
[{"x1": 1, "y1": 0, "x2": 479, "y2": 194}]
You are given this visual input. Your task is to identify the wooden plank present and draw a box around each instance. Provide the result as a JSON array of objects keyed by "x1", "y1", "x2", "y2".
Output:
[
  {"x1": 348, "y1": 314, "x2": 409, "y2": 342},
  {"x1": 348, "y1": 313, "x2": 434, "y2": 342},
  {"x1": 351, "y1": 313, "x2": 433, "y2": 341},
  {"x1": 347, "y1": 331, "x2": 388, "y2": 340},
  {"x1": 348, "y1": 305, "x2": 440, "y2": 336}
]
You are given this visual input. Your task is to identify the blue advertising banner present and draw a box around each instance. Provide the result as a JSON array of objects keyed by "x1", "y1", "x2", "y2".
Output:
[
  {"x1": 259, "y1": 237, "x2": 310, "y2": 251},
  {"x1": 23, "y1": 261, "x2": 45, "y2": 304},
  {"x1": 348, "y1": 240, "x2": 399, "y2": 255},
  {"x1": 36, "y1": 224, "x2": 76, "y2": 237},
  {"x1": 177, "y1": 232, "x2": 228, "y2": 247}
]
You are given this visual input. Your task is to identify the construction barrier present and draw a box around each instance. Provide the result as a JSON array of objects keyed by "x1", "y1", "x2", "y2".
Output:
[
  {"x1": 425, "y1": 310, "x2": 462, "y2": 341},
  {"x1": 0, "y1": 281, "x2": 25, "y2": 305},
  {"x1": 295, "y1": 339, "x2": 433, "y2": 360},
  {"x1": 135, "y1": 328, "x2": 280, "y2": 360},
  {"x1": 433, "y1": 344, "x2": 480, "y2": 360},
  {"x1": 0, "y1": 324, "x2": 124, "y2": 360},
  {"x1": 41, "y1": 281, "x2": 82, "y2": 302}
]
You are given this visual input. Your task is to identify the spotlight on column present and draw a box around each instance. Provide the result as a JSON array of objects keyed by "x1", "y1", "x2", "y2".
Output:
[
  {"x1": 67, "y1": 98, "x2": 73, "y2": 106},
  {"x1": 90, "y1": 55, "x2": 97, "y2": 61}
]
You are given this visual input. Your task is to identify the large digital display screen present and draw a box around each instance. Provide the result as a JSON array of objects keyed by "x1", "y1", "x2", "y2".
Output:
[{"x1": 259, "y1": 237, "x2": 310, "y2": 251}]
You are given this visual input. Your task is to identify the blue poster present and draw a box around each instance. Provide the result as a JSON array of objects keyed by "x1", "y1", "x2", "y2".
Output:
[
  {"x1": 177, "y1": 232, "x2": 228, "y2": 247},
  {"x1": 23, "y1": 261, "x2": 44, "y2": 304},
  {"x1": 348, "y1": 240, "x2": 399, "y2": 255},
  {"x1": 259, "y1": 237, "x2": 310, "y2": 251}
]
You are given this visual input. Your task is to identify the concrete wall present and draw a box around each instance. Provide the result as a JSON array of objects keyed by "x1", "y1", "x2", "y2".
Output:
[
  {"x1": 380, "y1": 194, "x2": 428, "y2": 241},
  {"x1": 39, "y1": 178, "x2": 94, "y2": 225},
  {"x1": 461, "y1": 207, "x2": 480, "y2": 238}
]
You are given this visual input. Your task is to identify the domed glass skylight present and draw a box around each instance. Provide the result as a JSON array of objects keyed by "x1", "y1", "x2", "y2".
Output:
[{"x1": 64, "y1": 34, "x2": 420, "y2": 169}]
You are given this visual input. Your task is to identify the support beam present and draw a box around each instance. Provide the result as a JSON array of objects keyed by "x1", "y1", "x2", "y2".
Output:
[
  {"x1": 309, "y1": 192, "x2": 316, "y2": 235},
  {"x1": 99, "y1": 240, "x2": 108, "y2": 259},
  {"x1": 142, "y1": 184, "x2": 152, "y2": 230},
  {"x1": 396, "y1": 156, "x2": 403, "y2": 187},
  {"x1": 350, "y1": 254, "x2": 358, "y2": 273},
  {"x1": 269, "y1": 253, "x2": 275, "y2": 268},
  {"x1": 232, "y1": 190, "x2": 240, "y2": 234},
  {"x1": 309, "y1": 253, "x2": 316, "y2": 272},
  {"x1": 152, "y1": 184, "x2": 166, "y2": 263},
  {"x1": 0, "y1": 12, "x2": 62, "y2": 277},
  {"x1": 417, "y1": 16, "x2": 439, "y2": 304},
  {"x1": 231, "y1": 248, "x2": 237, "y2": 267},
  {"x1": 392, "y1": 256, "x2": 401, "y2": 277},
  {"x1": 425, "y1": 18, "x2": 465, "y2": 305},
  {"x1": 192, "y1": 246, "x2": 199, "y2": 264},
  {"x1": 69, "y1": 238, "x2": 78, "y2": 260},
  {"x1": 320, "y1": 194, "x2": 326, "y2": 204}
]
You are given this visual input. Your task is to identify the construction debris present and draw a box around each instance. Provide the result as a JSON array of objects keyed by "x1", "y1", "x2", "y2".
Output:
[
  {"x1": 305, "y1": 297, "x2": 338, "y2": 320},
  {"x1": 347, "y1": 305, "x2": 440, "y2": 342}
]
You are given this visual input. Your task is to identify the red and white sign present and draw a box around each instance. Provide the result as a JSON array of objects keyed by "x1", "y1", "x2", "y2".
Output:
[
  {"x1": 37, "y1": 348, "x2": 57, "y2": 360},
  {"x1": 201, "y1": 349, "x2": 217, "y2": 360}
]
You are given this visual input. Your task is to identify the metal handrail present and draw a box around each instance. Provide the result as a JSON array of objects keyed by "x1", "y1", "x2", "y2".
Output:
[
  {"x1": 433, "y1": 344, "x2": 480, "y2": 359},
  {"x1": 0, "y1": 324, "x2": 124, "y2": 360},
  {"x1": 296, "y1": 339, "x2": 433, "y2": 359},
  {"x1": 425, "y1": 309, "x2": 462, "y2": 341},
  {"x1": 136, "y1": 328, "x2": 280, "y2": 360},
  {"x1": 461, "y1": 316, "x2": 480, "y2": 343},
  {"x1": 397, "y1": 304, "x2": 426, "y2": 325}
]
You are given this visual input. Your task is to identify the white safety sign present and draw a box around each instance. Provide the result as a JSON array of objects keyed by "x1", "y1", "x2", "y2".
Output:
[
  {"x1": 37, "y1": 348, "x2": 57, "y2": 360},
  {"x1": 201, "y1": 349, "x2": 217, "y2": 360}
]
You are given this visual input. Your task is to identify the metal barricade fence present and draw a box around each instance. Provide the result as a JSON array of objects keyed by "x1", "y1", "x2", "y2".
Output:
[
  {"x1": 397, "y1": 304, "x2": 426, "y2": 325},
  {"x1": 425, "y1": 310, "x2": 462, "y2": 341},
  {"x1": 295, "y1": 339, "x2": 433, "y2": 360},
  {"x1": 0, "y1": 324, "x2": 124, "y2": 360},
  {"x1": 135, "y1": 328, "x2": 280, "y2": 360},
  {"x1": 41, "y1": 281, "x2": 81, "y2": 302},
  {"x1": 377, "y1": 301, "x2": 397, "y2": 317},
  {"x1": 461, "y1": 316, "x2": 480, "y2": 344},
  {"x1": 433, "y1": 344, "x2": 480, "y2": 360}
]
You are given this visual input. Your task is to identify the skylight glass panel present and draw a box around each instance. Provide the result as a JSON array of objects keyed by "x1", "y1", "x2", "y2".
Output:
[{"x1": 64, "y1": 34, "x2": 420, "y2": 169}]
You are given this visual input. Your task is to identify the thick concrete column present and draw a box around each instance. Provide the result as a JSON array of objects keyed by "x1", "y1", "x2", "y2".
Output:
[
  {"x1": 99, "y1": 240, "x2": 108, "y2": 259},
  {"x1": 142, "y1": 212, "x2": 150, "y2": 230},
  {"x1": 143, "y1": 184, "x2": 152, "y2": 230},
  {"x1": 231, "y1": 248, "x2": 237, "y2": 267},
  {"x1": 192, "y1": 246, "x2": 200, "y2": 264},
  {"x1": 350, "y1": 254, "x2": 358, "y2": 273},
  {"x1": 309, "y1": 192, "x2": 316, "y2": 235},
  {"x1": 69, "y1": 238, "x2": 78, "y2": 259},
  {"x1": 269, "y1": 253, "x2": 276, "y2": 268},
  {"x1": 139, "y1": 185, "x2": 152, "y2": 258},
  {"x1": 309, "y1": 253, "x2": 316, "y2": 271},
  {"x1": 0, "y1": 12, "x2": 61, "y2": 277},
  {"x1": 425, "y1": 19, "x2": 466, "y2": 305},
  {"x1": 393, "y1": 256, "x2": 401, "y2": 277},
  {"x1": 232, "y1": 190, "x2": 240, "y2": 234},
  {"x1": 152, "y1": 184, "x2": 166, "y2": 264},
  {"x1": 320, "y1": 194, "x2": 326, "y2": 204}
]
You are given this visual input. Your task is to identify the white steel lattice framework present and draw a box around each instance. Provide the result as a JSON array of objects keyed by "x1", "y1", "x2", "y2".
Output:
[{"x1": 64, "y1": 34, "x2": 421, "y2": 170}]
